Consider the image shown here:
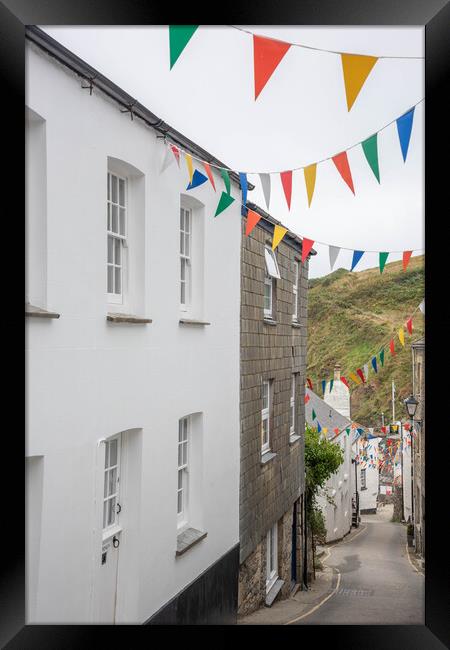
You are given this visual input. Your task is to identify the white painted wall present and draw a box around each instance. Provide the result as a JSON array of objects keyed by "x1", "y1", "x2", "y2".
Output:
[
  {"x1": 401, "y1": 427, "x2": 413, "y2": 522},
  {"x1": 26, "y1": 43, "x2": 241, "y2": 623},
  {"x1": 358, "y1": 437, "x2": 380, "y2": 513}
]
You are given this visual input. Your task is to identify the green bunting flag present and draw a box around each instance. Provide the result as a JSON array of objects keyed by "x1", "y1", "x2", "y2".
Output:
[
  {"x1": 379, "y1": 252, "x2": 389, "y2": 273},
  {"x1": 214, "y1": 191, "x2": 235, "y2": 217},
  {"x1": 346, "y1": 428, "x2": 350, "y2": 436},
  {"x1": 379, "y1": 349, "x2": 385, "y2": 366},
  {"x1": 329, "y1": 379, "x2": 334, "y2": 393},
  {"x1": 312, "y1": 409, "x2": 316, "y2": 421},
  {"x1": 169, "y1": 26, "x2": 199, "y2": 69},
  {"x1": 220, "y1": 168, "x2": 231, "y2": 195},
  {"x1": 361, "y1": 133, "x2": 380, "y2": 183}
]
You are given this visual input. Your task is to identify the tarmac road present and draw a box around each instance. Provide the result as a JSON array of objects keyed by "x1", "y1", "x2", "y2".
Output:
[{"x1": 296, "y1": 505, "x2": 424, "y2": 625}]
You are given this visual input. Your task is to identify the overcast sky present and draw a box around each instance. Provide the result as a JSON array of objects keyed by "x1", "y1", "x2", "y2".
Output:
[{"x1": 42, "y1": 26, "x2": 424, "y2": 278}]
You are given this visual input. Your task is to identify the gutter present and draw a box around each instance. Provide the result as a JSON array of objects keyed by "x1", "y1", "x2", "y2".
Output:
[{"x1": 25, "y1": 26, "x2": 253, "y2": 191}]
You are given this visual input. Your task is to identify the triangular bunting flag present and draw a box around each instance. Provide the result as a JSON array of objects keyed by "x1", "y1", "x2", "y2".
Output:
[
  {"x1": 346, "y1": 428, "x2": 350, "y2": 436},
  {"x1": 403, "y1": 250, "x2": 413, "y2": 271},
  {"x1": 379, "y1": 252, "x2": 389, "y2": 273},
  {"x1": 301, "y1": 238, "x2": 315, "y2": 264},
  {"x1": 312, "y1": 409, "x2": 316, "y2": 420},
  {"x1": 305, "y1": 394, "x2": 310, "y2": 404},
  {"x1": 406, "y1": 317, "x2": 413, "y2": 335},
  {"x1": 185, "y1": 153, "x2": 194, "y2": 184},
  {"x1": 419, "y1": 299, "x2": 425, "y2": 314},
  {"x1": 398, "y1": 328, "x2": 405, "y2": 347},
  {"x1": 349, "y1": 372, "x2": 360, "y2": 384},
  {"x1": 389, "y1": 339, "x2": 396, "y2": 356},
  {"x1": 160, "y1": 146, "x2": 176, "y2": 174},
  {"x1": 272, "y1": 225, "x2": 288, "y2": 251},
  {"x1": 214, "y1": 191, "x2": 235, "y2": 217},
  {"x1": 170, "y1": 144, "x2": 181, "y2": 167},
  {"x1": 317, "y1": 422, "x2": 322, "y2": 433},
  {"x1": 245, "y1": 209, "x2": 262, "y2": 237},
  {"x1": 186, "y1": 169, "x2": 208, "y2": 190},
  {"x1": 341, "y1": 376, "x2": 349, "y2": 389},
  {"x1": 169, "y1": 26, "x2": 199, "y2": 69},
  {"x1": 239, "y1": 172, "x2": 248, "y2": 206},
  {"x1": 220, "y1": 168, "x2": 231, "y2": 195},
  {"x1": 280, "y1": 170, "x2": 293, "y2": 210},
  {"x1": 322, "y1": 427, "x2": 328, "y2": 435},
  {"x1": 361, "y1": 133, "x2": 380, "y2": 183},
  {"x1": 332, "y1": 151, "x2": 355, "y2": 194},
  {"x1": 379, "y1": 349, "x2": 385, "y2": 367},
  {"x1": 371, "y1": 357, "x2": 378, "y2": 373},
  {"x1": 260, "y1": 173, "x2": 271, "y2": 209},
  {"x1": 253, "y1": 34, "x2": 291, "y2": 100},
  {"x1": 329, "y1": 379, "x2": 334, "y2": 393},
  {"x1": 307, "y1": 378, "x2": 313, "y2": 390},
  {"x1": 334, "y1": 427, "x2": 340, "y2": 435},
  {"x1": 202, "y1": 162, "x2": 216, "y2": 191},
  {"x1": 329, "y1": 245, "x2": 341, "y2": 271},
  {"x1": 363, "y1": 364, "x2": 369, "y2": 381},
  {"x1": 396, "y1": 107, "x2": 415, "y2": 162},
  {"x1": 341, "y1": 53, "x2": 378, "y2": 111},
  {"x1": 351, "y1": 250, "x2": 364, "y2": 271},
  {"x1": 356, "y1": 368, "x2": 366, "y2": 384},
  {"x1": 321, "y1": 380, "x2": 326, "y2": 395},
  {"x1": 304, "y1": 164, "x2": 317, "y2": 207}
]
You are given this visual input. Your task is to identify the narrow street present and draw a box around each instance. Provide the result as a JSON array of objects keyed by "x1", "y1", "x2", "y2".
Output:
[{"x1": 295, "y1": 505, "x2": 424, "y2": 625}]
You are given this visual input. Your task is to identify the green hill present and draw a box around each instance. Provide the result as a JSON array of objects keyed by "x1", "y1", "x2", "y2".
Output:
[{"x1": 306, "y1": 255, "x2": 424, "y2": 426}]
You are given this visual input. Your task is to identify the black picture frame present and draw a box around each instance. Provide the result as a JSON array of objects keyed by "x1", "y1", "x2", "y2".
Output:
[{"x1": 2, "y1": 0, "x2": 448, "y2": 646}]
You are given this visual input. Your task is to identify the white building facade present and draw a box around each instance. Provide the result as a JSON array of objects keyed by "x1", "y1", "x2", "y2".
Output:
[
  {"x1": 25, "y1": 30, "x2": 242, "y2": 624},
  {"x1": 356, "y1": 436, "x2": 381, "y2": 514}
]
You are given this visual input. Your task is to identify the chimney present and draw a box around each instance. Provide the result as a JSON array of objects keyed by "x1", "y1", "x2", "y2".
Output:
[{"x1": 334, "y1": 363, "x2": 341, "y2": 381}]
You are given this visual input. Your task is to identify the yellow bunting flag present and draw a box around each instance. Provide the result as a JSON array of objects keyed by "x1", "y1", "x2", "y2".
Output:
[
  {"x1": 349, "y1": 372, "x2": 360, "y2": 384},
  {"x1": 185, "y1": 153, "x2": 194, "y2": 183},
  {"x1": 322, "y1": 427, "x2": 328, "y2": 434},
  {"x1": 398, "y1": 327, "x2": 405, "y2": 347},
  {"x1": 341, "y1": 53, "x2": 378, "y2": 111},
  {"x1": 272, "y1": 225, "x2": 288, "y2": 251},
  {"x1": 304, "y1": 164, "x2": 317, "y2": 207}
]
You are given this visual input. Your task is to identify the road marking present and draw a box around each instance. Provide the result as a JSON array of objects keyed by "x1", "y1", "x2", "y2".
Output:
[{"x1": 284, "y1": 569, "x2": 341, "y2": 625}]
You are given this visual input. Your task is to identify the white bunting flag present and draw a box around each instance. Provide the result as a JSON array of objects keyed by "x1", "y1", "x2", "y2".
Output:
[
  {"x1": 159, "y1": 146, "x2": 175, "y2": 174},
  {"x1": 260, "y1": 173, "x2": 271, "y2": 210},
  {"x1": 419, "y1": 299, "x2": 425, "y2": 314},
  {"x1": 363, "y1": 363, "x2": 369, "y2": 381},
  {"x1": 329, "y1": 245, "x2": 341, "y2": 271}
]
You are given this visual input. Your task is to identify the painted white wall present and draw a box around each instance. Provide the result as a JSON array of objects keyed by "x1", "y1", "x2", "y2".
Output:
[
  {"x1": 401, "y1": 427, "x2": 413, "y2": 522},
  {"x1": 25, "y1": 43, "x2": 241, "y2": 624},
  {"x1": 358, "y1": 437, "x2": 380, "y2": 513}
]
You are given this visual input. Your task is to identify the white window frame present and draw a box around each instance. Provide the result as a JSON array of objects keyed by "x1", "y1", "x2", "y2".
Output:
[
  {"x1": 177, "y1": 416, "x2": 190, "y2": 529},
  {"x1": 290, "y1": 374, "x2": 296, "y2": 437},
  {"x1": 264, "y1": 247, "x2": 281, "y2": 319},
  {"x1": 266, "y1": 523, "x2": 278, "y2": 592},
  {"x1": 103, "y1": 434, "x2": 121, "y2": 533},
  {"x1": 292, "y1": 260, "x2": 299, "y2": 322},
  {"x1": 180, "y1": 206, "x2": 192, "y2": 311},
  {"x1": 261, "y1": 380, "x2": 271, "y2": 455},
  {"x1": 107, "y1": 171, "x2": 127, "y2": 304},
  {"x1": 264, "y1": 274, "x2": 273, "y2": 318}
]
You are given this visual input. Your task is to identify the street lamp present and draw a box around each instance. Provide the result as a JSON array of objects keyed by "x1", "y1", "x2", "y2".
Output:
[{"x1": 404, "y1": 395, "x2": 419, "y2": 527}]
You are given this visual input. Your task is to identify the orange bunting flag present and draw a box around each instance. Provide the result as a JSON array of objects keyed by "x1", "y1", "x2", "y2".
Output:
[
  {"x1": 272, "y1": 225, "x2": 288, "y2": 251},
  {"x1": 304, "y1": 164, "x2": 317, "y2": 207},
  {"x1": 341, "y1": 53, "x2": 378, "y2": 111},
  {"x1": 332, "y1": 151, "x2": 355, "y2": 194},
  {"x1": 349, "y1": 372, "x2": 360, "y2": 384},
  {"x1": 389, "y1": 339, "x2": 396, "y2": 356},
  {"x1": 185, "y1": 153, "x2": 194, "y2": 183},
  {"x1": 253, "y1": 35, "x2": 291, "y2": 100},
  {"x1": 301, "y1": 238, "x2": 315, "y2": 264},
  {"x1": 398, "y1": 328, "x2": 405, "y2": 347},
  {"x1": 406, "y1": 317, "x2": 413, "y2": 335},
  {"x1": 403, "y1": 250, "x2": 413, "y2": 271},
  {"x1": 280, "y1": 170, "x2": 293, "y2": 210},
  {"x1": 245, "y1": 209, "x2": 262, "y2": 237},
  {"x1": 202, "y1": 162, "x2": 216, "y2": 191}
]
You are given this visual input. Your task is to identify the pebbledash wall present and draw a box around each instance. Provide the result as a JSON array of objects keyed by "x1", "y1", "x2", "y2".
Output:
[
  {"x1": 25, "y1": 35, "x2": 242, "y2": 624},
  {"x1": 238, "y1": 203, "x2": 310, "y2": 616}
]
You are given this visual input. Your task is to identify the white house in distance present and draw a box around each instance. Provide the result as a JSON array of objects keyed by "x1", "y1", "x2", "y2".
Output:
[
  {"x1": 355, "y1": 434, "x2": 381, "y2": 514},
  {"x1": 25, "y1": 27, "x2": 245, "y2": 624}
]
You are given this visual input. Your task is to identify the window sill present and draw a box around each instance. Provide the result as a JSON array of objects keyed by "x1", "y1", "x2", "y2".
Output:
[
  {"x1": 263, "y1": 318, "x2": 277, "y2": 326},
  {"x1": 265, "y1": 578, "x2": 284, "y2": 607},
  {"x1": 179, "y1": 318, "x2": 211, "y2": 326},
  {"x1": 289, "y1": 434, "x2": 301, "y2": 445},
  {"x1": 102, "y1": 524, "x2": 123, "y2": 543},
  {"x1": 107, "y1": 312, "x2": 152, "y2": 324},
  {"x1": 25, "y1": 303, "x2": 60, "y2": 319},
  {"x1": 291, "y1": 322, "x2": 302, "y2": 329},
  {"x1": 176, "y1": 527, "x2": 207, "y2": 557},
  {"x1": 261, "y1": 451, "x2": 277, "y2": 465}
]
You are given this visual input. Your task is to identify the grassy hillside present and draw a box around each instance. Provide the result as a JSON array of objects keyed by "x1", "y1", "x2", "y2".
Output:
[{"x1": 307, "y1": 255, "x2": 424, "y2": 426}]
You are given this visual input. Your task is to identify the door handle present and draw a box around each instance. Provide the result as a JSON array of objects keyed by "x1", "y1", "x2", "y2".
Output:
[{"x1": 112, "y1": 535, "x2": 120, "y2": 548}]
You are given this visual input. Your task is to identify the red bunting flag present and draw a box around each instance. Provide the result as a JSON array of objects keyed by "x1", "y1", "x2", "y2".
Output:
[
  {"x1": 403, "y1": 423, "x2": 410, "y2": 431},
  {"x1": 340, "y1": 376, "x2": 349, "y2": 389},
  {"x1": 245, "y1": 209, "x2": 262, "y2": 237},
  {"x1": 202, "y1": 161, "x2": 216, "y2": 191},
  {"x1": 381, "y1": 426, "x2": 386, "y2": 434},
  {"x1": 301, "y1": 238, "x2": 315, "y2": 264},
  {"x1": 170, "y1": 144, "x2": 181, "y2": 166},
  {"x1": 403, "y1": 250, "x2": 413, "y2": 271},
  {"x1": 305, "y1": 394, "x2": 310, "y2": 404},
  {"x1": 332, "y1": 151, "x2": 355, "y2": 194},
  {"x1": 356, "y1": 368, "x2": 366, "y2": 383},
  {"x1": 406, "y1": 317, "x2": 413, "y2": 335},
  {"x1": 389, "y1": 339, "x2": 396, "y2": 356},
  {"x1": 333, "y1": 427, "x2": 340, "y2": 435},
  {"x1": 253, "y1": 35, "x2": 291, "y2": 100},
  {"x1": 280, "y1": 170, "x2": 293, "y2": 210},
  {"x1": 306, "y1": 377, "x2": 313, "y2": 390}
]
